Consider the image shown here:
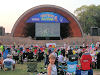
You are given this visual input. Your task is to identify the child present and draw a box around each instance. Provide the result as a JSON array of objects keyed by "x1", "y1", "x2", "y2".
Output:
[{"x1": 47, "y1": 53, "x2": 57, "y2": 75}]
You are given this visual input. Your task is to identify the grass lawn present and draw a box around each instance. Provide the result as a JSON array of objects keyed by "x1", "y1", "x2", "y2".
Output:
[
  {"x1": 93, "y1": 69, "x2": 100, "y2": 75},
  {"x1": 0, "y1": 63, "x2": 32, "y2": 75},
  {"x1": 0, "y1": 61, "x2": 100, "y2": 75},
  {"x1": 0, "y1": 60, "x2": 47, "y2": 75}
]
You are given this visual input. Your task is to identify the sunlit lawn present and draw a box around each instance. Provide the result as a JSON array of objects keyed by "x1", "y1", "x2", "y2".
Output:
[
  {"x1": 0, "y1": 60, "x2": 47, "y2": 75},
  {"x1": 0, "y1": 60, "x2": 100, "y2": 75},
  {"x1": 0, "y1": 63, "x2": 32, "y2": 75}
]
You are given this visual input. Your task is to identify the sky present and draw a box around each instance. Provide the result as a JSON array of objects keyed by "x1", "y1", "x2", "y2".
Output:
[{"x1": 0, "y1": 0, "x2": 100, "y2": 33}]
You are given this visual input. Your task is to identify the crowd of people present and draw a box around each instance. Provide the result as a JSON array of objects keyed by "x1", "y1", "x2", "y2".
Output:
[{"x1": 0, "y1": 41, "x2": 100, "y2": 75}]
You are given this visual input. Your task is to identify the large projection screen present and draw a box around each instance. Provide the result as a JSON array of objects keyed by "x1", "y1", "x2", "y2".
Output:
[{"x1": 35, "y1": 23, "x2": 60, "y2": 37}]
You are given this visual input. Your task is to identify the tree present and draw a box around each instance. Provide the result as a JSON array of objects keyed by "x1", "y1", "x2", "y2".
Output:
[{"x1": 74, "y1": 5, "x2": 100, "y2": 34}]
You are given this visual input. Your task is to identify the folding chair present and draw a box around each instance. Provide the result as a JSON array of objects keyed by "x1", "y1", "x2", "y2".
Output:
[{"x1": 64, "y1": 61, "x2": 78, "y2": 75}]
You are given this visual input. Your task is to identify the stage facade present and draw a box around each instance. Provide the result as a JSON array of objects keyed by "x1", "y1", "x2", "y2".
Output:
[{"x1": 11, "y1": 5, "x2": 83, "y2": 40}]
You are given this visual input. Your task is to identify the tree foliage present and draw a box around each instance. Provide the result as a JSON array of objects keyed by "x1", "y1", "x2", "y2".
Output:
[{"x1": 74, "y1": 5, "x2": 100, "y2": 34}]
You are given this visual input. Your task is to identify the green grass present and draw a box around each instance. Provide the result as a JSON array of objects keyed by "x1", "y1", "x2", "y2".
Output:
[
  {"x1": 93, "y1": 69, "x2": 100, "y2": 75},
  {"x1": 0, "y1": 64, "x2": 28, "y2": 75},
  {"x1": 0, "y1": 63, "x2": 34, "y2": 75},
  {"x1": 1, "y1": 60, "x2": 100, "y2": 75},
  {"x1": 37, "y1": 61, "x2": 47, "y2": 73},
  {"x1": 0, "y1": 60, "x2": 47, "y2": 75}
]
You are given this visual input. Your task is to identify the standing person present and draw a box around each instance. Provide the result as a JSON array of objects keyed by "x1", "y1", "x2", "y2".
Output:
[
  {"x1": 52, "y1": 48, "x2": 58, "y2": 67},
  {"x1": 52, "y1": 48, "x2": 57, "y2": 58},
  {"x1": 64, "y1": 42, "x2": 68, "y2": 50},
  {"x1": 40, "y1": 46, "x2": 44, "y2": 60},
  {"x1": 48, "y1": 45, "x2": 53, "y2": 55},
  {"x1": 47, "y1": 54, "x2": 57, "y2": 75},
  {"x1": 58, "y1": 53, "x2": 64, "y2": 64},
  {"x1": 44, "y1": 51, "x2": 49, "y2": 69},
  {"x1": 90, "y1": 50, "x2": 96, "y2": 69},
  {"x1": 13, "y1": 50, "x2": 19, "y2": 64},
  {"x1": 61, "y1": 49, "x2": 65, "y2": 57},
  {"x1": 37, "y1": 48, "x2": 42, "y2": 62},
  {"x1": 82, "y1": 42, "x2": 86, "y2": 48}
]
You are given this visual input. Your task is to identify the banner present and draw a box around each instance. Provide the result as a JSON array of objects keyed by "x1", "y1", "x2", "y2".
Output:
[{"x1": 26, "y1": 12, "x2": 69, "y2": 23}]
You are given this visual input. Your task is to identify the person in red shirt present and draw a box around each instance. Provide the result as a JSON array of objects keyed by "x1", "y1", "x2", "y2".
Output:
[{"x1": 80, "y1": 50, "x2": 92, "y2": 70}]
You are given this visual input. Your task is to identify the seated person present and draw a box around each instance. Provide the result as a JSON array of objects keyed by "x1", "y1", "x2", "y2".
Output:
[
  {"x1": 2, "y1": 54, "x2": 15, "y2": 71},
  {"x1": 0, "y1": 57, "x2": 3, "y2": 69}
]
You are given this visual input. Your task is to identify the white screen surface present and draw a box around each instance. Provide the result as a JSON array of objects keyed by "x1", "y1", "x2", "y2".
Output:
[{"x1": 35, "y1": 23, "x2": 60, "y2": 37}]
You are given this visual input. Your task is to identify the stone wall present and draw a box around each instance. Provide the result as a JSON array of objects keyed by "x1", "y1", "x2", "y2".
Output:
[{"x1": 0, "y1": 36, "x2": 100, "y2": 47}]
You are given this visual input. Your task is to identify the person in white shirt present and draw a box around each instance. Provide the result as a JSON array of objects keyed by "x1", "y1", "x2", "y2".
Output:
[
  {"x1": 52, "y1": 48, "x2": 57, "y2": 58},
  {"x1": 3, "y1": 54, "x2": 15, "y2": 71},
  {"x1": 58, "y1": 53, "x2": 64, "y2": 63}
]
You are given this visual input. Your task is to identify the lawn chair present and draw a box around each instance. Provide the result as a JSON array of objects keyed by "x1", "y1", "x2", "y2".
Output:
[
  {"x1": 58, "y1": 61, "x2": 78, "y2": 75},
  {"x1": 58, "y1": 62, "x2": 67, "y2": 75},
  {"x1": 63, "y1": 54, "x2": 78, "y2": 75},
  {"x1": 58, "y1": 54, "x2": 78, "y2": 75},
  {"x1": 64, "y1": 61, "x2": 78, "y2": 75}
]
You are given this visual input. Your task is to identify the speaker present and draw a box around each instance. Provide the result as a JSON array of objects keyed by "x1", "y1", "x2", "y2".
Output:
[
  {"x1": 90, "y1": 27, "x2": 98, "y2": 36},
  {"x1": 0, "y1": 27, "x2": 5, "y2": 36},
  {"x1": 98, "y1": 28, "x2": 100, "y2": 36}
]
